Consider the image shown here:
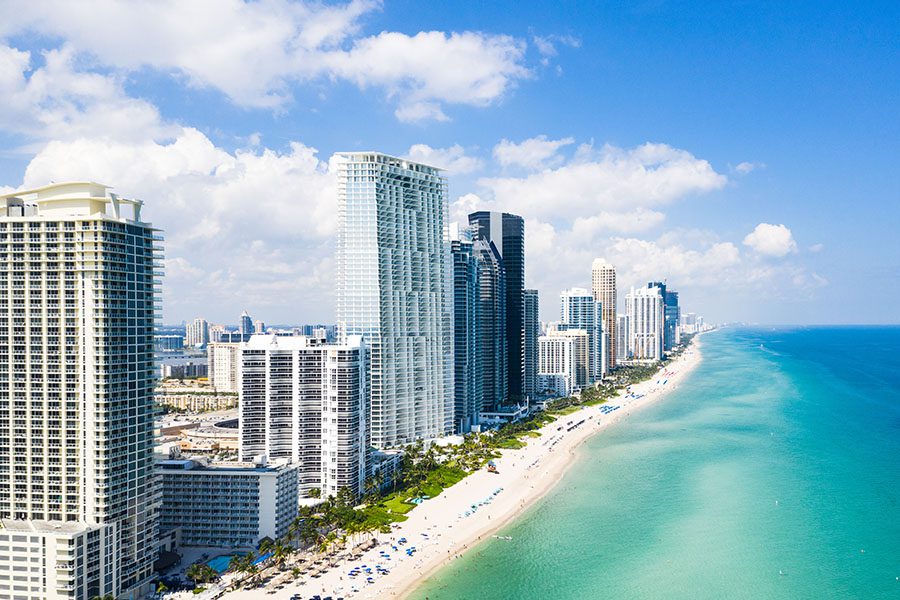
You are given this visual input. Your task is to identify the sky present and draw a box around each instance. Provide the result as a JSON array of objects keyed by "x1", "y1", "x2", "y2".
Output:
[{"x1": 0, "y1": 0, "x2": 897, "y2": 325}]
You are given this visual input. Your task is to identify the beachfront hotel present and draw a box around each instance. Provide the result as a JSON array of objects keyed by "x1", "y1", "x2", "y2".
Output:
[
  {"x1": 538, "y1": 326, "x2": 589, "y2": 396},
  {"x1": 0, "y1": 182, "x2": 160, "y2": 599},
  {"x1": 560, "y1": 288, "x2": 605, "y2": 382},
  {"x1": 238, "y1": 334, "x2": 368, "y2": 499},
  {"x1": 468, "y1": 211, "x2": 526, "y2": 403},
  {"x1": 156, "y1": 456, "x2": 298, "y2": 548},
  {"x1": 626, "y1": 286, "x2": 665, "y2": 361},
  {"x1": 336, "y1": 153, "x2": 453, "y2": 449},
  {"x1": 591, "y1": 259, "x2": 618, "y2": 371}
]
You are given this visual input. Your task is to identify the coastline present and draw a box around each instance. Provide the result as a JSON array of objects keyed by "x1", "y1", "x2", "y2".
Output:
[{"x1": 224, "y1": 334, "x2": 704, "y2": 600}]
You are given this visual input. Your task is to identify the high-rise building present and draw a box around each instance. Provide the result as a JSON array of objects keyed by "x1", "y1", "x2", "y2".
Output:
[
  {"x1": 468, "y1": 211, "x2": 525, "y2": 402},
  {"x1": 208, "y1": 323, "x2": 227, "y2": 343},
  {"x1": 208, "y1": 342, "x2": 241, "y2": 392},
  {"x1": 523, "y1": 289, "x2": 540, "y2": 400},
  {"x1": 626, "y1": 286, "x2": 665, "y2": 361},
  {"x1": 591, "y1": 259, "x2": 617, "y2": 371},
  {"x1": 450, "y1": 235, "x2": 481, "y2": 434},
  {"x1": 616, "y1": 314, "x2": 631, "y2": 362},
  {"x1": 474, "y1": 239, "x2": 507, "y2": 411},
  {"x1": 240, "y1": 310, "x2": 253, "y2": 336},
  {"x1": 239, "y1": 335, "x2": 367, "y2": 499},
  {"x1": 336, "y1": 152, "x2": 453, "y2": 449},
  {"x1": 647, "y1": 281, "x2": 667, "y2": 353},
  {"x1": 664, "y1": 290, "x2": 680, "y2": 350},
  {"x1": 253, "y1": 319, "x2": 266, "y2": 334},
  {"x1": 185, "y1": 317, "x2": 209, "y2": 348},
  {"x1": 450, "y1": 225, "x2": 507, "y2": 433},
  {"x1": 560, "y1": 288, "x2": 604, "y2": 382},
  {"x1": 538, "y1": 327, "x2": 588, "y2": 396},
  {"x1": 0, "y1": 182, "x2": 160, "y2": 599}
]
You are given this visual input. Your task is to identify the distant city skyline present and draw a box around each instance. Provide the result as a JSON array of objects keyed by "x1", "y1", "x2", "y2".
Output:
[{"x1": 0, "y1": 2, "x2": 896, "y2": 325}]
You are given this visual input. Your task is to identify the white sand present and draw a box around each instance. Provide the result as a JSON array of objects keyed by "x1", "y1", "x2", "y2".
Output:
[{"x1": 219, "y1": 336, "x2": 703, "y2": 600}]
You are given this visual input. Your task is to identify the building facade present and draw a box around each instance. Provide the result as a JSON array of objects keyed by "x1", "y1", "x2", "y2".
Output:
[
  {"x1": 239, "y1": 335, "x2": 367, "y2": 499},
  {"x1": 208, "y1": 342, "x2": 241, "y2": 393},
  {"x1": 0, "y1": 182, "x2": 159, "y2": 599},
  {"x1": 522, "y1": 289, "x2": 540, "y2": 400},
  {"x1": 156, "y1": 457, "x2": 298, "y2": 548},
  {"x1": 560, "y1": 288, "x2": 605, "y2": 382},
  {"x1": 626, "y1": 286, "x2": 665, "y2": 361},
  {"x1": 591, "y1": 259, "x2": 617, "y2": 371},
  {"x1": 616, "y1": 313, "x2": 631, "y2": 362},
  {"x1": 664, "y1": 290, "x2": 680, "y2": 350},
  {"x1": 185, "y1": 317, "x2": 209, "y2": 348},
  {"x1": 336, "y1": 152, "x2": 453, "y2": 449},
  {"x1": 450, "y1": 235, "x2": 481, "y2": 434},
  {"x1": 468, "y1": 211, "x2": 525, "y2": 403},
  {"x1": 240, "y1": 311, "x2": 253, "y2": 336},
  {"x1": 538, "y1": 327, "x2": 588, "y2": 397}
]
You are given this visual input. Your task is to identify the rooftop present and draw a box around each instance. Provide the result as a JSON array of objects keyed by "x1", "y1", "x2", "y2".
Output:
[{"x1": 0, "y1": 181, "x2": 146, "y2": 223}]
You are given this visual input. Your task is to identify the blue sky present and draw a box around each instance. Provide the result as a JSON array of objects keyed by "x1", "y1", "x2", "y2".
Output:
[{"x1": 0, "y1": 0, "x2": 897, "y2": 325}]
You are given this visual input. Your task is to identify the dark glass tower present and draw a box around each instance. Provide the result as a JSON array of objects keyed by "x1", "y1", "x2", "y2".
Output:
[
  {"x1": 523, "y1": 289, "x2": 540, "y2": 400},
  {"x1": 664, "y1": 290, "x2": 680, "y2": 351},
  {"x1": 469, "y1": 211, "x2": 525, "y2": 403}
]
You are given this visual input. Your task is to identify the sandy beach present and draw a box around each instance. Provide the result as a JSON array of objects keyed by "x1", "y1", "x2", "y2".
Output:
[{"x1": 218, "y1": 336, "x2": 703, "y2": 600}]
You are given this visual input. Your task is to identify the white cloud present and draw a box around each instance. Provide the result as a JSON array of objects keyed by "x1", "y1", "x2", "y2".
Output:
[
  {"x1": 734, "y1": 161, "x2": 764, "y2": 175},
  {"x1": 743, "y1": 223, "x2": 797, "y2": 257},
  {"x1": 493, "y1": 135, "x2": 574, "y2": 170},
  {"x1": 480, "y1": 142, "x2": 727, "y2": 220},
  {"x1": 532, "y1": 34, "x2": 580, "y2": 65},
  {"x1": 570, "y1": 208, "x2": 665, "y2": 236},
  {"x1": 20, "y1": 127, "x2": 338, "y2": 322},
  {"x1": 809, "y1": 243, "x2": 824, "y2": 253},
  {"x1": 0, "y1": 44, "x2": 173, "y2": 143},
  {"x1": 0, "y1": 0, "x2": 532, "y2": 121},
  {"x1": 406, "y1": 144, "x2": 482, "y2": 174}
]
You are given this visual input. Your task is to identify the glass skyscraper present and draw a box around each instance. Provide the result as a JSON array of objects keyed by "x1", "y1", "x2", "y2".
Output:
[
  {"x1": 337, "y1": 153, "x2": 453, "y2": 449},
  {"x1": 468, "y1": 211, "x2": 525, "y2": 403},
  {"x1": 522, "y1": 289, "x2": 540, "y2": 400}
]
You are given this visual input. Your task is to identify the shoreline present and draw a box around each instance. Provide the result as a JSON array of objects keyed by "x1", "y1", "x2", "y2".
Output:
[{"x1": 220, "y1": 334, "x2": 705, "y2": 600}]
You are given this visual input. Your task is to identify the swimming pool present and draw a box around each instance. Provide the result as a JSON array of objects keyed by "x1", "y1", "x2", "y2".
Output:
[
  {"x1": 206, "y1": 554, "x2": 236, "y2": 574},
  {"x1": 206, "y1": 551, "x2": 272, "y2": 574}
]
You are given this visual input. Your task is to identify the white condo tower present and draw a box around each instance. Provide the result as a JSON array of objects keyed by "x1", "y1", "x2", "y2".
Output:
[
  {"x1": 336, "y1": 153, "x2": 453, "y2": 449},
  {"x1": 0, "y1": 183, "x2": 160, "y2": 599}
]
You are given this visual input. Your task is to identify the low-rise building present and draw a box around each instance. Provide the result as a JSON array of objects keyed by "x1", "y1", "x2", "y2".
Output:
[
  {"x1": 155, "y1": 379, "x2": 238, "y2": 413},
  {"x1": 156, "y1": 457, "x2": 298, "y2": 548}
]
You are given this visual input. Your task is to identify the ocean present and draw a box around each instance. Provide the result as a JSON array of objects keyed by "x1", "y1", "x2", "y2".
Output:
[{"x1": 409, "y1": 327, "x2": 900, "y2": 599}]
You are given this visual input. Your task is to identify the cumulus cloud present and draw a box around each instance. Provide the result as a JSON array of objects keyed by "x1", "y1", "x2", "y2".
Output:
[
  {"x1": 743, "y1": 223, "x2": 798, "y2": 257},
  {"x1": 0, "y1": 0, "x2": 531, "y2": 121},
  {"x1": 406, "y1": 144, "x2": 482, "y2": 174},
  {"x1": 0, "y1": 44, "x2": 173, "y2": 143},
  {"x1": 20, "y1": 128, "x2": 338, "y2": 321},
  {"x1": 480, "y1": 142, "x2": 727, "y2": 220},
  {"x1": 493, "y1": 135, "x2": 574, "y2": 170}
]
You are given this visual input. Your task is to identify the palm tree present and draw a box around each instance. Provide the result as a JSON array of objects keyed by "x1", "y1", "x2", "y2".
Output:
[
  {"x1": 271, "y1": 538, "x2": 292, "y2": 568},
  {"x1": 185, "y1": 563, "x2": 217, "y2": 585}
]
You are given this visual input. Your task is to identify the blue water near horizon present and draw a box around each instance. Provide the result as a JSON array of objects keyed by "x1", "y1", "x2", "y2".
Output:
[{"x1": 411, "y1": 327, "x2": 900, "y2": 599}]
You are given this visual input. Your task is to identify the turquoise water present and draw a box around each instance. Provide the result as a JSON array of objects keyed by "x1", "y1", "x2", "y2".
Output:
[
  {"x1": 207, "y1": 554, "x2": 234, "y2": 573},
  {"x1": 207, "y1": 551, "x2": 272, "y2": 573},
  {"x1": 411, "y1": 327, "x2": 900, "y2": 599}
]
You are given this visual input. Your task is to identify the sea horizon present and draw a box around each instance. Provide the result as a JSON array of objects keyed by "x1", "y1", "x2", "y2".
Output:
[{"x1": 410, "y1": 326, "x2": 900, "y2": 599}]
